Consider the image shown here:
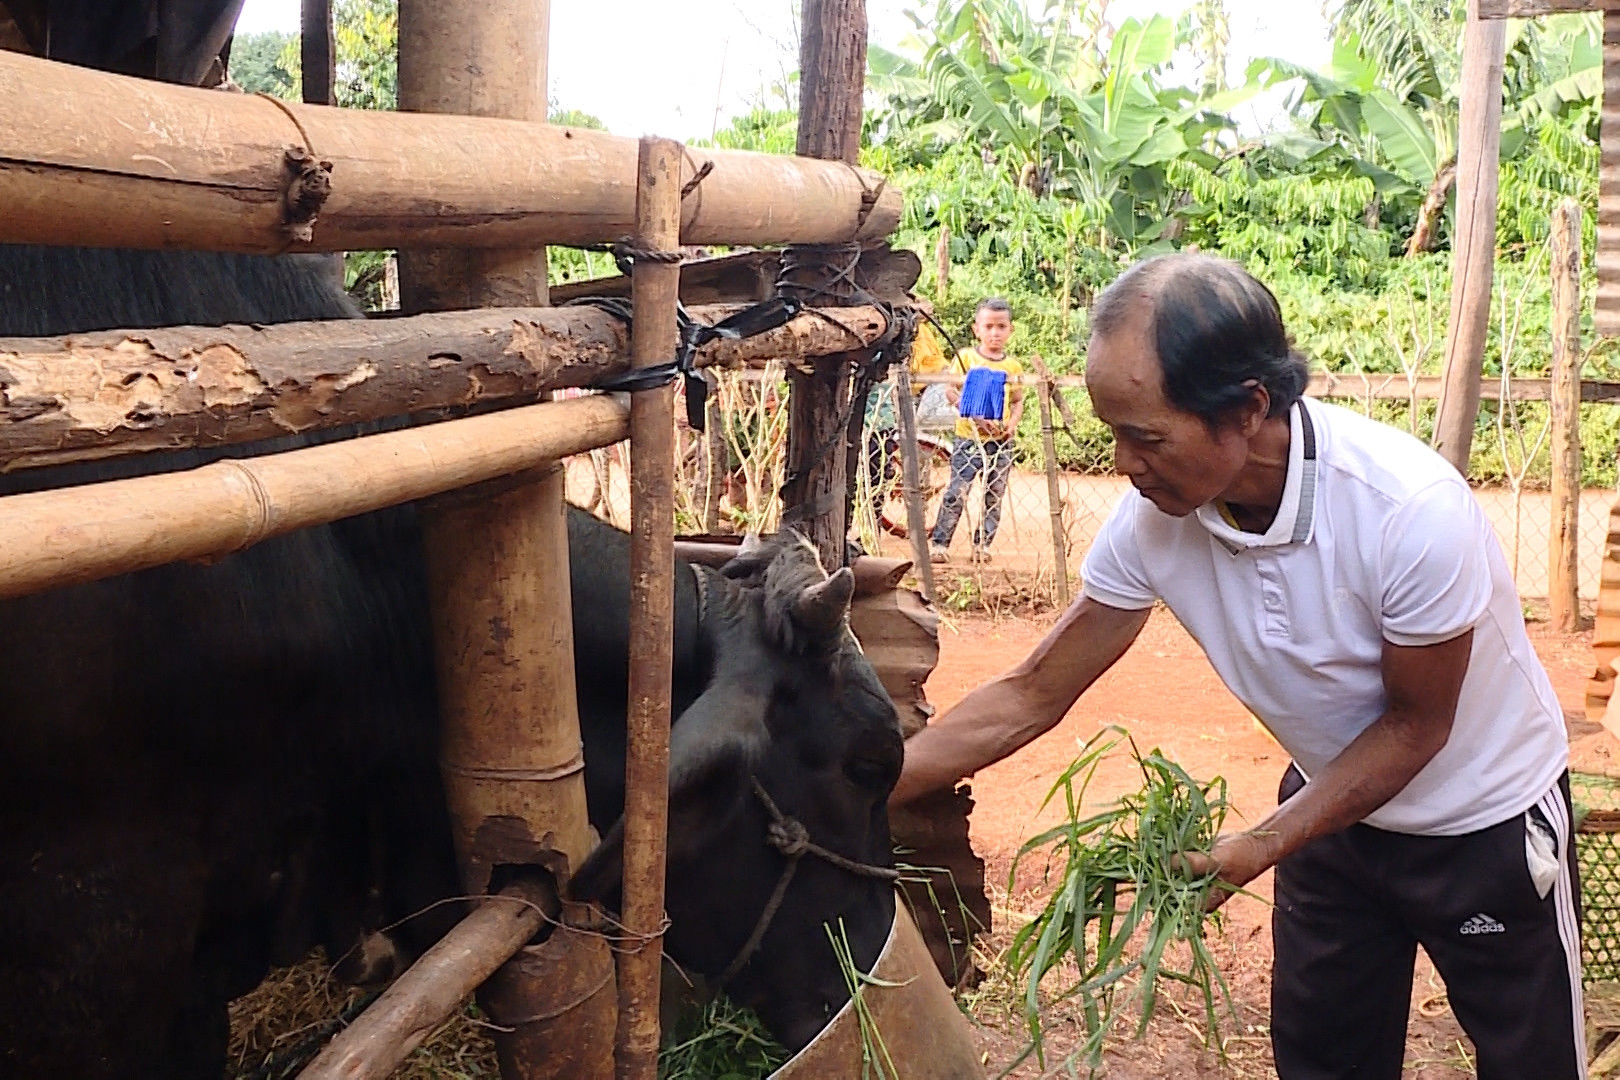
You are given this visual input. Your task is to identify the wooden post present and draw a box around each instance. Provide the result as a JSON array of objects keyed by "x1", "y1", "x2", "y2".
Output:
[
  {"x1": 1037, "y1": 378, "x2": 1070, "y2": 607},
  {"x1": 785, "y1": 0, "x2": 869, "y2": 570},
  {"x1": 616, "y1": 137, "x2": 682, "y2": 1080},
  {"x1": 894, "y1": 363, "x2": 936, "y2": 602},
  {"x1": 1550, "y1": 198, "x2": 1584, "y2": 632},
  {"x1": 300, "y1": 0, "x2": 335, "y2": 106},
  {"x1": 935, "y1": 226, "x2": 950, "y2": 304},
  {"x1": 704, "y1": 370, "x2": 727, "y2": 533},
  {"x1": 1433, "y1": 0, "x2": 1507, "y2": 473},
  {"x1": 299, "y1": 0, "x2": 343, "y2": 290}
]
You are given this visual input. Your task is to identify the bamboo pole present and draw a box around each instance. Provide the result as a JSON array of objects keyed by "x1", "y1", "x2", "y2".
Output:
[
  {"x1": 421, "y1": 465, "x2": 597, "y2": 880},
  {"x1": 616, "y1": 135, "x2": 682, "y2": 1080},
  {"x1": 398, "y1": 0, "x2": 552, "y2": 311},
  {"x1": 1550, "y1": 199, "x2": 1584, "y2": 632},
  {"x1": 1036, "y1": 379, "x2": 1070, "y2": 607},
  {"x1": 0, "y1": 51, "x2": 902, "y2": 255},
  {"x1": 0, "y1": 393, "x2": 627, "y2": 601},
  {"x1": 894, "y1": 364, "x2": 936, "y2": 603},
  {"x1": 400, "y1": 5, "x2": 617, "y2": 1078},
  {"x1": 299, "y1": 880, "x2": 553, "y2": 1080},
  {"x1": 0, "y1": 303, "x2": 890, "y2": 473},
  {"x1": 1433, "y1": 1, "x2": 1507, "y2": 472}
]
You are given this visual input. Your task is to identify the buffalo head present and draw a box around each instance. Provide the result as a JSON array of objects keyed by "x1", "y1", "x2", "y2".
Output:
[{"x1": 573, "y1": 530, "x2": 904, "y2": 1051}]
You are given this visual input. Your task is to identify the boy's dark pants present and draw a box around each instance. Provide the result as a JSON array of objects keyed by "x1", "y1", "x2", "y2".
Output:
[{"x1": 929, "y1": 438, "x2": 1012, "y2": 549}]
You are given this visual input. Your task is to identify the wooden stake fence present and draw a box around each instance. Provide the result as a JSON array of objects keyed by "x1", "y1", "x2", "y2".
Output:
[
  {"x1": 894, "y1": 362, "x2": 936, "y2": 602},
  {"x1": 1036, "y1": 378, "x2": 1070, "y2": 607},
  {"x1": 0, "y1": 50, "x2": 901, "y2": 255},
  {"x1": 617, "y1": 136, "x2": 682, "y2": 1080},
  {"x1": 1550, "y1": 199, "x2": 1585, "y2": 632}
]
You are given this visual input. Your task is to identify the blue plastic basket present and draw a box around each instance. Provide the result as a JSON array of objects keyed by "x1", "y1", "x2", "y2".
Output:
[{"x1": 958, "y1": 367, "x2": 1006, "y2": 420}]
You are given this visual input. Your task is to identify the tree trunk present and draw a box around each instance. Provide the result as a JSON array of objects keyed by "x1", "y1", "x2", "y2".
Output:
[
  {"x1": 796, "y1": 0, "x2": 868, "y2": 163},
  {"x1": 1404, "y1": 160, "x2": 1457, "y2": 257},
  {"x1": 786, "y1": 0, "x2": 868, "y2": 570}
]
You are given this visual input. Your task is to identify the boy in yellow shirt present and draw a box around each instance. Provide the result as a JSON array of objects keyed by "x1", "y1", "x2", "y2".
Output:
[{"x1": 929, "y1": 298, "x2": 1027, "y2": 563}]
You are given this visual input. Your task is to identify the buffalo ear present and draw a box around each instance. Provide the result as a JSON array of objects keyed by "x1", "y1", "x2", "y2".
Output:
[{"x1": 571, "y1": 683, "x2": 764, "y2": 901}]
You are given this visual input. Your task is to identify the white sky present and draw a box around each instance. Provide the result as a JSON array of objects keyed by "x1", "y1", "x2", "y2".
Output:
[{"x1": 234, "y1": 0, "x2": 1331, "y2": 139}]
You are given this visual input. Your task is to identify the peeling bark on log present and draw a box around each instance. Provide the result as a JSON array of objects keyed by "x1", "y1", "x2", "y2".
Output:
[{"x1": 0, "y1": 304, "x2": 888, "y2": 471}]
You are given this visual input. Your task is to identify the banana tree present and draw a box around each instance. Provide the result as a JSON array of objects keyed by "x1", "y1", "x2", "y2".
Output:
[
  {"x1": 872, "y1": 1, "x2": 1253, "y2": 253},
  {"x1": 1253, "y1": 33, "x2": 1456, "y2": 253}
]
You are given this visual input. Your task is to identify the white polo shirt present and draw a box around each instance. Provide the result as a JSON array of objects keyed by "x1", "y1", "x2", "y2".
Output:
[{"x1": 1081, "y1": 397, "x2": 1568, "y2": 836}]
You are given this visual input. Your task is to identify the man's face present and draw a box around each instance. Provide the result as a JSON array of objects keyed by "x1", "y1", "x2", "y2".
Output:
[
  {"x1": 1085, "y1": 304, "x2": 1257, "y2": 517},
  {"x1": 973, "y1": 307, "x2": 1012, "y2": 355}
]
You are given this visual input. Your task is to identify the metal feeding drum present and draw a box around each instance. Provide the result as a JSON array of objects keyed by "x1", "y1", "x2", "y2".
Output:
[{"x1": 769, "y1": 900, "x2": 985, "y2": 1079}]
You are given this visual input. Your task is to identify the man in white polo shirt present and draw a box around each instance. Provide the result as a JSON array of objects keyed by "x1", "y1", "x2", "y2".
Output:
[{"x1": 892, "y1": 254, "x2": 1583, "y2": 1078}]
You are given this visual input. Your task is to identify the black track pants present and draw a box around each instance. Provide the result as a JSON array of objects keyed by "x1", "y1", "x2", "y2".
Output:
[{"x1": 1270, "y1": 766, "x2": 1586, "y2": 1080}]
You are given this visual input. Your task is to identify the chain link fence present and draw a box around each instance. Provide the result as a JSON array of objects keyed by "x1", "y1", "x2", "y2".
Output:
[{"x1": 558, "y1": 369, "x2": 1620, "y2": 615}]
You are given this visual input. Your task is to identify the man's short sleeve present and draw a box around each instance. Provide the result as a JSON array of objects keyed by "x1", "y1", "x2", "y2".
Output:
[
  {"x1": 1081, "y1": 495, "x2": 1158, "y2": 610},
  {"x1": 1380, "y1": 480, "x2": 1494, "y2": 647}
]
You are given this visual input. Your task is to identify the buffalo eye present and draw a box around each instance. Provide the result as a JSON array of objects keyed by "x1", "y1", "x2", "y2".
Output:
[{"x1": 844, "y1": 753, "x2": 899, "y2": 792}]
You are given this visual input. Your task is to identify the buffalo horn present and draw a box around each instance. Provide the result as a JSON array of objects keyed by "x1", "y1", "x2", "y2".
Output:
[{"x1": 794, "y1": 566, "x2": 855, "y2": 638}]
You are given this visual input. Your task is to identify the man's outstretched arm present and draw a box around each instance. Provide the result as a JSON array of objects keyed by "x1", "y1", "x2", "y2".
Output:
[{"x1": 891, "y1": 597, "x2": 1149, "y2": 807}]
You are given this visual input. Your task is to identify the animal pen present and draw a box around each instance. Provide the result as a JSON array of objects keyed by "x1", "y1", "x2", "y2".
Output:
[{"x1": 0, "y1": 1, "x2": 983, "y2": 1077}]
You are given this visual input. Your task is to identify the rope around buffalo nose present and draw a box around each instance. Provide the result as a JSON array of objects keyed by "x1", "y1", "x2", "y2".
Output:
[
  {"x1": 715, "y1": 778, "x2": 900, "y2": 989},
  {"x1": 754, "y1": 779, "x2": 901, "y2": 883}
]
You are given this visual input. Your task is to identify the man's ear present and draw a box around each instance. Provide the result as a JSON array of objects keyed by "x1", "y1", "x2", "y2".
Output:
[{"x1": 1240, "y1": 379, "x2": 1271, "y2": 436}]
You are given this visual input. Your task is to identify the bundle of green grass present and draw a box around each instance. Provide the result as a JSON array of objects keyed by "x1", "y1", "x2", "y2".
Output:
[
  {"x1": 659, "y1": 996, "x2": 790, "y2": 1079},
  {"x1": 1001, "y1": 726, "x2": 1235, "y2": 1075}
]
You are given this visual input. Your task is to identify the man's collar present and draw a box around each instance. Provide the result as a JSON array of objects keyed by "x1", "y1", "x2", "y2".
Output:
[{"x1": 1192, "y1": 400, "x2": 1319, "y2": 552}]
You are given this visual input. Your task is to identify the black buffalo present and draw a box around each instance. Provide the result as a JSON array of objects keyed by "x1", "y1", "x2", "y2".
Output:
[{"x1": 0, "y1": 243, "x2": 904, "y2": 1077}]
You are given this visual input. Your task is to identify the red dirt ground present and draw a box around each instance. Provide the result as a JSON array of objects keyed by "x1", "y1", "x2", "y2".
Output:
[{"x1": 935, "y1": 605, "x2": 1610, "y2": 1078}]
